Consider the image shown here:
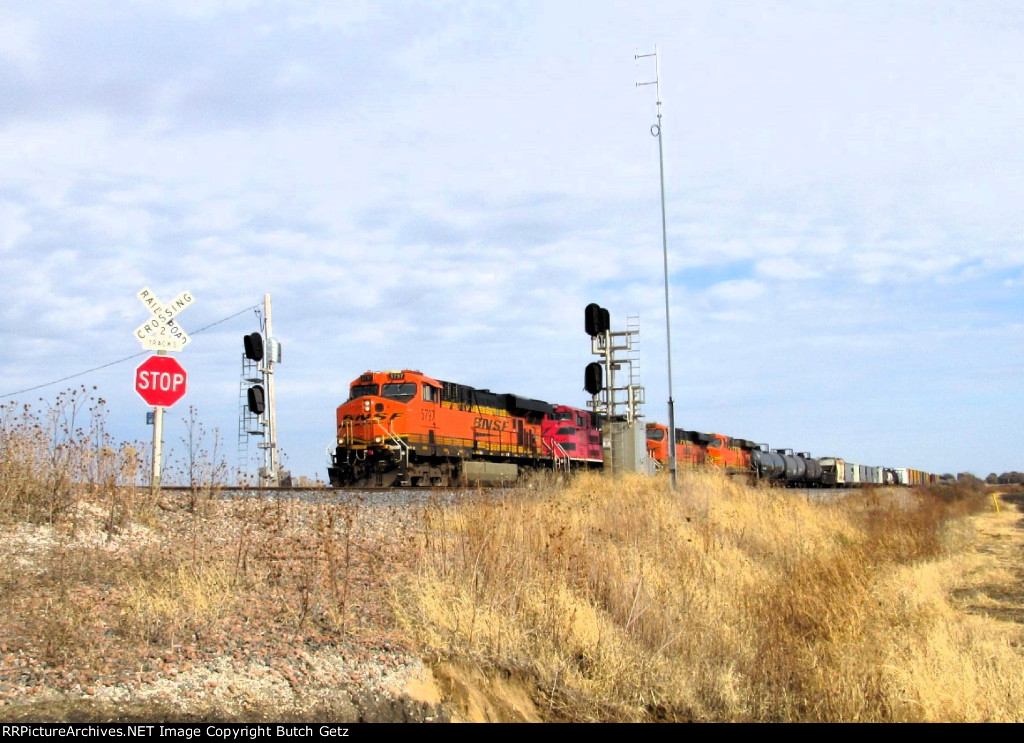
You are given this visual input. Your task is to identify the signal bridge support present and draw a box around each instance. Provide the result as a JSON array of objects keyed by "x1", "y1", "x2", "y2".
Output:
[{"x1": 584, "y1": 304, "x2": 652, "y2": 476}]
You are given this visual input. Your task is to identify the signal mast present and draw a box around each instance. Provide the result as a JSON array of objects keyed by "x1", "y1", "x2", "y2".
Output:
[{"x1": 240, "y1": 293, "x2": 286, "y2": 487}]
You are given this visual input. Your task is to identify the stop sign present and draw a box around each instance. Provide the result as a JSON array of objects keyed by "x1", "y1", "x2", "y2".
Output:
[{"x1": 135, "y1": 355, "x2": 188, "y2": 407}]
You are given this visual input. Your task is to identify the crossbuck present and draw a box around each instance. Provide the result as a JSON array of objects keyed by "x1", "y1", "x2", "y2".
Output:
[{"x1": 135, "y1": 287, "x2": 193, "y2": 352}]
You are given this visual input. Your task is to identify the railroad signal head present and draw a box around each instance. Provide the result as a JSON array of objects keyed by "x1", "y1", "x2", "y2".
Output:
[
  {"x1": 584, "y1": 362, "x2": 603, "y2": 395},
  {"x1": 244, "y1": 332, "x2": 264, "y2": 361},
  {"x1": 585, "y1": 303, "x2": 611, "y2": 337},
  {"x1": 247, "y1": 384, "x2": 266, "y2": 415}
]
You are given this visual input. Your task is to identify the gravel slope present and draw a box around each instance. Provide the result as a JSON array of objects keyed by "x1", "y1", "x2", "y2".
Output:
[{"x1": 0, "y1": 489, "x2": 453, "y2": 722}]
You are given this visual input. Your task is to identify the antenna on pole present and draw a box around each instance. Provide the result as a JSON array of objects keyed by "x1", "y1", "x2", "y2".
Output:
[
  {"x1": 636, "y1": 44, "x2": 678, "y2": 490},
  {"x1": 261, "y1": 293, "x2": 280, "y2": 486}
]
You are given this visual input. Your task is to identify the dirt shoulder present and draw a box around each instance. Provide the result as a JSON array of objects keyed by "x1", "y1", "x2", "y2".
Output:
[
  {"x1": 0, "y1": 491, "x2": 450, "y2": 723},
  {"x1": 949, "y1": 489, "x2": 1024, "y2": 627}
]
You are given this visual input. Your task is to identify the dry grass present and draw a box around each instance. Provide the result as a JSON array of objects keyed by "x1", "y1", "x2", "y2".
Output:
[
  {"x1": 0, "y1": 393, "x2": 425, "y2": 721},
  {"x1": 2, "y1": 392, "x2": 1022, "y2": 722},
  {"x1": 391, "y1": 470, "x2": 1024, "y2": 722},
  {"x1": 0, "y1": 390, "x2": 150, "y2": 529}
]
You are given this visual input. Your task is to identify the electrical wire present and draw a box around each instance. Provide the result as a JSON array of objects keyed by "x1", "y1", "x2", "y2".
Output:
[{"x1": 0, "y1": 304, "x2": 260, "y2": 400}]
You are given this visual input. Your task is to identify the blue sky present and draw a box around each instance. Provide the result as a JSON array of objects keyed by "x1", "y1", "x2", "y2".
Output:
[{"x1": 2, "y1": 1, "x2": 1022, "y2": 481}]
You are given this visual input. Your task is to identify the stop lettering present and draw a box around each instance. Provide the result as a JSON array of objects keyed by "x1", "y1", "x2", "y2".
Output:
[{"x1": 135, "y1": 355, "x2": 188, "y2": 407}]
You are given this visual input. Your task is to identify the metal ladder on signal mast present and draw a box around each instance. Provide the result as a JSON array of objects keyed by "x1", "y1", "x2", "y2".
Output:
[
  {"x1": 625, "y1": 315, "x2": 645, "y2": 419},
  {"x1": 236, "y1": 353, "x2": 263, "y2": 483}
]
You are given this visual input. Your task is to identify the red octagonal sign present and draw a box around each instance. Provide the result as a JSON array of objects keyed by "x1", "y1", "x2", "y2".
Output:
[{"x1": 135, "y1": 355, "x2": 188, "y2": 408}]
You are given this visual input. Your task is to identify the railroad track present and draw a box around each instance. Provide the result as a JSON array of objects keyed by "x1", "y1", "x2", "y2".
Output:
[{"x1": 155, "y1": 484, "x2": 495, "y2": 503}]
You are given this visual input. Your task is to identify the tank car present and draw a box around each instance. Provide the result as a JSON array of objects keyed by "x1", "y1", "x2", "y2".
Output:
[
  {"x1": 751, "y1": 444, "x2": 786, "y2": 482},
  {"x1": 797, "y1": 452, "x2": 824, "y2": 487}
]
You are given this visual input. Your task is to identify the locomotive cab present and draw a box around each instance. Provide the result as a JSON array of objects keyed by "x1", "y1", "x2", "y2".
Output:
[
  {"x1": 543, "y1": 405, "x2": 603, "y2": 468},
  {"x1": 329, "y1": 370, "x2": 443, "y2": 487},
  {"x1": 704, "y1": 433, "x2": 753, "y2": 474},
  {"x1": 645, "y1": 424, "x2": 709, "y2": 469},
  {"x1": 329, "y1": 370, "x2": 551, "y2": 488}
]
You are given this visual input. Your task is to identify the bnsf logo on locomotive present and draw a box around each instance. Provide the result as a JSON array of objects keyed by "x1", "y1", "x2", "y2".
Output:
[{"x1": 474, "y1": 417, "x2": 507, "y2": 431}]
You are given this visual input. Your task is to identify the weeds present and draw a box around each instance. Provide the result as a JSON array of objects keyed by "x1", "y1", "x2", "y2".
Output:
[
  {"x1": 120, "y1": 562, "x2": 235, "y2": 645},
  {"x1": 393, "y1": 470, "x2": 1019, "y2": 722},
  {"x1": 172, "y1": 404, "x2": 230, "y2": 510},
  {"x1": 0, "y1": 389, "x2": 150, "y2": 527},
  {"x1": 0, "y1": 392, "x2": 383, "y2": 709}
]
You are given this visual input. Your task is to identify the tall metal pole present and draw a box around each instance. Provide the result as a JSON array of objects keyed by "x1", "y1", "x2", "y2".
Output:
[
  {"x1": 637, "y1": 45, "x2": 677, "y2": 489},
  {"x1": 262, "y1": 293, "x2": 279, "y2": 485}
]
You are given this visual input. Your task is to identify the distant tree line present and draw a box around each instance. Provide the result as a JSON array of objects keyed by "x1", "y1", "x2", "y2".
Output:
[{"x1": 984, "y1": 472, "x2": 1024, "y2": 485}]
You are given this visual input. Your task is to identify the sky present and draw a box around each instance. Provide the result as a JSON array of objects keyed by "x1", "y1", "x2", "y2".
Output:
[{"x1": 2, "y1": 0, "x2": 1022, "y2": 482}]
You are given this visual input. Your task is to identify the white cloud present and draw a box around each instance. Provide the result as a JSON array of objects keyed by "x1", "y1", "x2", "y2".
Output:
[
  {"x1": 0, "y1": 203, "x2": 31, "y2": 253},
  {"x1": 704, "y1": 279, "x2": 767, "y2": 304},
  {"x1": 754, "y1": 258, "x2": 819, "y2": 281},
  {"x1": 2, "y1": 1, "x2": 1024, "y2": 480},
  {"x1": 0, "y1": 11, "x2": 39, "y2": 74}
]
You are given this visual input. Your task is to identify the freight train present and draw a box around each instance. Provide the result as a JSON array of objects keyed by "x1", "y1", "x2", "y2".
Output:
[
  {"x1": 327, "y1": 369, "x2": 933, "y2": 488},
  {"x1": 644, "y1": 423, "x2": 933, "y2": 487}
]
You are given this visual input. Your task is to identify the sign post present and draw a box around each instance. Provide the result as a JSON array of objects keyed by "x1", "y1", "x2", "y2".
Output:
[
  {"x1": 152, "y1": 401, "x2": 164, "y2": 496},
  {"x1": 134, "y1": 289, "x2": 193, "y2": 495}
]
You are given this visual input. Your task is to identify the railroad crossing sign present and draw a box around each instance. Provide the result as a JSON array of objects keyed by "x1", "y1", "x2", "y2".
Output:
[
  {"x1": 135, "y1": 287, "x2": 193, "y2": 351},
  {"x1": 135, "y1": 355, "x2": 188, "y2": 408}
]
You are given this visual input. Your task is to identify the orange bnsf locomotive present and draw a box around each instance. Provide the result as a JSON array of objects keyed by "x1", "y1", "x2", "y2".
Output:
[
  {"x1": 644, "y1": 424, "x2": 760, "y2": 478},
  {"x1": 327, "y1": 370, "x2": 602, "y2": 487}
]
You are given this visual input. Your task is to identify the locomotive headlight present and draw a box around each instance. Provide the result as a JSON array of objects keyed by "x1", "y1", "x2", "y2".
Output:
[
  {"x1": 375, "y1": 436, "x2": 383, "y2": 443},
  {"x1": 363, "y1": 400, "x2": 371, "y2": 412}
]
